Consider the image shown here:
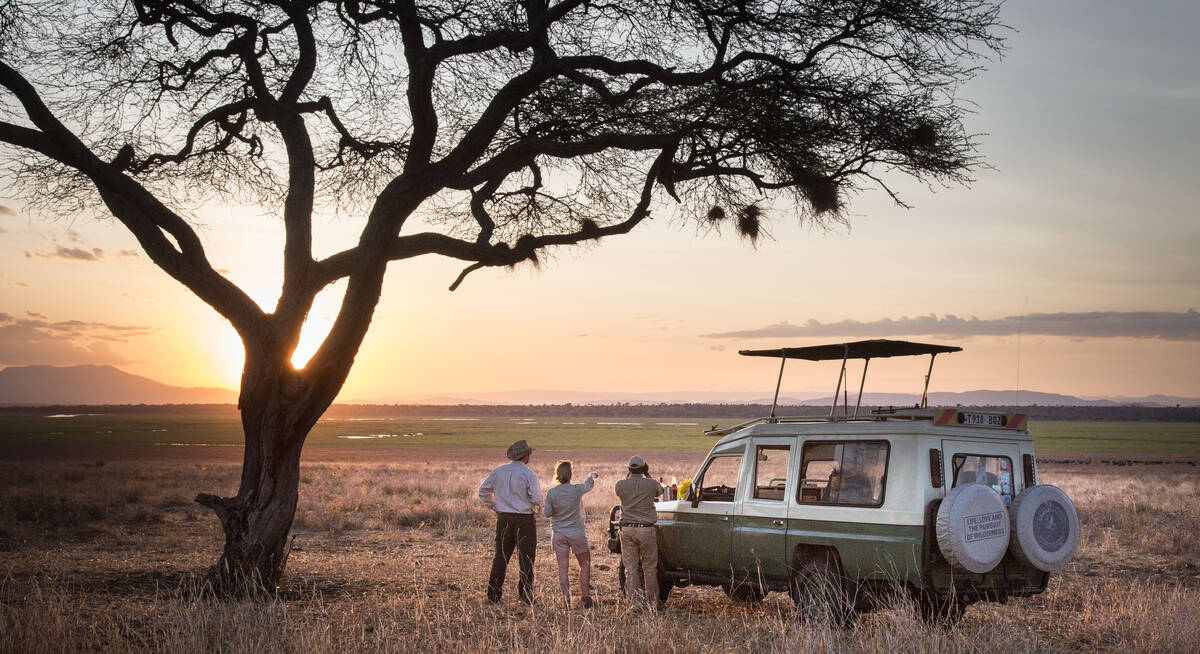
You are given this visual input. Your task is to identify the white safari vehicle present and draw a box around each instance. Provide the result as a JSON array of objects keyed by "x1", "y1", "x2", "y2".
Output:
[{"x1": 626, "y1": 340, "x2": 1080, "y2": 624}]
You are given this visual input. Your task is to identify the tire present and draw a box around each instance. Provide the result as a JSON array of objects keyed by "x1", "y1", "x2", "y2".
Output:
[
  {"x1": 723, "y1": 580, "x2": 764, "y2": 603},
  {"x1": 1008, "y1": 485, "x2": 1080, "y2": 572},
  {"x1": 914, "y1": 592, "x2": 967, "y2": 628},
  {"x1": 936, "y1": 483, "x2": 1011, "y2": 573},
  {"x1": 618, "y1": 560, "x2": 672, "y2": 606},
  {"x1": 789, "y1": 556, "x2": 854, "y2": 627},
  {"x1": 657, "y1": 570, "x2": 672, "y2": 605}
]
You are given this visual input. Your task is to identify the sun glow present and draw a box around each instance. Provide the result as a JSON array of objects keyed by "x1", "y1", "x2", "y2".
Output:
[
  {"x1": 291, "y1": 315, "x2": 333, "y2": 370},
  {"x1": 208, "y1": 314, "x2": 333, "y2": 380},
  {"x1": 213, "y1": 319, "x2": 245, "y2": 385}
]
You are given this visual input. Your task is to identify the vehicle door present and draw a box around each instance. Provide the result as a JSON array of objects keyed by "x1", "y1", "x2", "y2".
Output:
[
  {"x1": 733, "y1": 439, "x2": 794, "y2": 583},
  {"x1": 788, "y1": 438, "x2": 897, "y2": 581},
  {"x1": 942, "y1": 439, "x2": 1022, "y2": 506},
  {"x1": 668, "y1": 447, "x2": 746, "y2": 576}
]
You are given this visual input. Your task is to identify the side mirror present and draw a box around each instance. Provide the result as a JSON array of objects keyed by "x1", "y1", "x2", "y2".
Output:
[{"x1": 689, "y1": 485, "x2": 700, "y2": 508}]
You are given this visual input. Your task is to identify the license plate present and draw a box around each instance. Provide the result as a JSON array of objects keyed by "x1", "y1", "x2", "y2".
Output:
[{"x1": 959, "y1": 412, "x2": 1006, "y2": 427}]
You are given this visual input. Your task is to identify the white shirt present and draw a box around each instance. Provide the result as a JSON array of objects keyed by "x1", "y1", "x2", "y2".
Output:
[{"x1": 478, "y1": 460, "x2": 543, "y2": 514}]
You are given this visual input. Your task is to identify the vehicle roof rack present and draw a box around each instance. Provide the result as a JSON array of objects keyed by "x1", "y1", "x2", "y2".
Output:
[
  {"x1": 739, "y1": 339, "x2": 961, "y2": 361},
  {"x1": 702, "y1": 407, "x2": 1030, "y2": 438},
  {"x1": 715, "y1": 339, "x2": 962, "y2": 433}
]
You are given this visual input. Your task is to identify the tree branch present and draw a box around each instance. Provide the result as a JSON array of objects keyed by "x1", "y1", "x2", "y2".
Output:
[{"x1": 0, "y1": 58, "x2": 268, "y2": 336}]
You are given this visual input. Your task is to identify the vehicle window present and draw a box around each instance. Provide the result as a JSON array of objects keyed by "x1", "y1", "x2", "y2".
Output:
[
  {"x1": 798, "y1": 441, "x2": 889, "y2": 506},
  {"x1": 698, "y1": 455, "x2": 743, "y2": 502},
  {"x1": 753, "y1": 445, "x2": 791, "y2": 501},
  {"x1": 952, "y1": 454, "x2": 1014, "y2": 504}
]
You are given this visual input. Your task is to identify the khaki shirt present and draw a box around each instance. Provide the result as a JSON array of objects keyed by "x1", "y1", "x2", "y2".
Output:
[{"x1": 615, "y1": 475, "x2": 665, "y2": 524}]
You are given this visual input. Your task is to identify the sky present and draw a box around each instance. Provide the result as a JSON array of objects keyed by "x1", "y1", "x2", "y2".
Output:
[{"x1": 1, "y1": 0, "x2": 1198, "y2": 403}]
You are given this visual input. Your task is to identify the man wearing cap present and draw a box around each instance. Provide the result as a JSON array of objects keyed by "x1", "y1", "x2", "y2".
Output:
[
  {"x1": 615, "y1": 454, "x2": 665, "y2": 608},
  {"x1": 478, "y1": 439, "x2": 543, "y2": 604}
]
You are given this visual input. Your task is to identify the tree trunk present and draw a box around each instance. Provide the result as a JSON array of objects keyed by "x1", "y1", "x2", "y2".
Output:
[
  {"x1": 196, "y1": 359, "x2": 326, "y2": 595},
  {"x1": 192, "y1": 227, "x2": 388, "y2": 596}
]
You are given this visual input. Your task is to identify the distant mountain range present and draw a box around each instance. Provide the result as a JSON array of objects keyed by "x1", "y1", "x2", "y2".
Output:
[
  {"x1": 1, "y1": 364, "x2": 1197, "y2": 407},
  {"x1": 399, "y1": 388, "x2": 1200, "y2": 408},
  {"x1": 0, "y1": 365, "x2": 237, "y2": 405}
]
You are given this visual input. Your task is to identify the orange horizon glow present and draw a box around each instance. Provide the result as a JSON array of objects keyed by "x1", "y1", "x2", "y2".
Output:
[{"x1": 2, "y1": 2, "x2": 1198, "y2": 402}]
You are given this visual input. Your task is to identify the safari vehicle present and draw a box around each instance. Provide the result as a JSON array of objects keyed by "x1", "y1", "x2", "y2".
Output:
[{"x1": 615, "y1": 340, "x2": 1080, "y2": 624}]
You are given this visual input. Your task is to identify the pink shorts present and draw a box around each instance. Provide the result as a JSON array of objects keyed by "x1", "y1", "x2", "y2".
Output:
[{"x1": 552, "y1": 532, "x2": 590, "y2": 555}]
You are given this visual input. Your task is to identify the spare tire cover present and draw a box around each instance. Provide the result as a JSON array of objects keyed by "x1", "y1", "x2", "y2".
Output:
[
  {"x1": 936, "y1": 483, "x2": 1011, "y2": 573},
  {"x1": 1008, "y1": 485, "x2": 1080, "y2": 572}
]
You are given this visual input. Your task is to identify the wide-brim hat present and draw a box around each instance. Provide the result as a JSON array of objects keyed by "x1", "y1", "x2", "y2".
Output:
[
  {"x1": 507, "y1": 439, "x2": 534, "y2": 460},
  {"x1": 628, "y1": 454, "x2": 647, "y2": 471}
]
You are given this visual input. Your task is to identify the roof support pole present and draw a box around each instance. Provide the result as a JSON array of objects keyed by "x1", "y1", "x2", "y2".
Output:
[
  {"x1": 769, "y1": 355, "x2": 787, "y2": 419},
  {"x1": 830, "y1": 344, "x2": 849, "y2": 418},
  {"x1": 854, "y1": 358, "x2": 870, "y2": 418},
  {"x1": 921, "y1": 353, "x2": 938, "y2": 408}
]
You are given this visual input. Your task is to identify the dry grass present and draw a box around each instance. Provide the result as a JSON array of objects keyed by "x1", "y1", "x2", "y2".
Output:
[{"x1": 0, "y1": 449, "x2": 1197, "y2": 653}]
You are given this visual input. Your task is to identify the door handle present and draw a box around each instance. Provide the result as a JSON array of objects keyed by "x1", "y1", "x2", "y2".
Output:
[{"x1": 772, "y1": 519, "x2": 785, "y2": 526}]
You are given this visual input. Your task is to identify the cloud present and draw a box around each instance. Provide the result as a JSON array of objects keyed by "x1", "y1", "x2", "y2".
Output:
[
  {"x1": 26, "y1": 311, "x2": 46, "y2": 320},
  {"x1": 0, "y1": 205, "x2": 12, "y2": 215},
  {"x1": 13, "y1": 316, "x2": 155, "y2": 342},
  {"x1": 0, "y1": 312, "x2": 156, "y2": 366},
  {"x1": 0, "y1": 226, "x2": 7, "y2": 234},
  {"x1": 26, "y1": 246, "x2": 106, "y2": 261},
  {"x1": 701, "y1": 310, "x2": 1200, "y2": 342},
  {"x1": 58, "y1": 247, "x2": 102, "y2": 261},
  {"x1": 118, "y1": 249, "x2": 139, "y2": 258}
]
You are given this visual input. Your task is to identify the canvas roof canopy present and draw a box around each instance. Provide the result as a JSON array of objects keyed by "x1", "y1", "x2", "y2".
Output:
[{"x1": 739, "y1": 339, "x2": 962, "y2": 361}]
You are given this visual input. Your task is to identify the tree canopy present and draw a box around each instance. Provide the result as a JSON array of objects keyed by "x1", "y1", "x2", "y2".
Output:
[{"x1": 0, "y1": 0, "x2": 1005, "y2": 590}]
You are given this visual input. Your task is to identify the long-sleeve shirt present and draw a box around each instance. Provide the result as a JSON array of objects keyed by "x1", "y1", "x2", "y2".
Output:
[
  {"x1": 543, "y1": 474, "x2": 596, "y2": 539},
  {"x1": 478, "y1": 460, "x2": 543, "y2": 514}
]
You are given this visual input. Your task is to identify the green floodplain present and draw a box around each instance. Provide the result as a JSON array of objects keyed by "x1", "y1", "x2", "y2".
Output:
[{"x1": 0, "y1": 413, "x2": 1197, "y2": 455}]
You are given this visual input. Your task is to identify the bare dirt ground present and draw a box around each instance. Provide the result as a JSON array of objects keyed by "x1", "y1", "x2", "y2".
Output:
[{"x1": 1, "y1": 444, "x2": 1198, "y2": 653}]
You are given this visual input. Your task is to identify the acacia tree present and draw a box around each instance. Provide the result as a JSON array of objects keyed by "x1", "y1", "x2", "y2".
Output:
[{"x1": 0, "y1": 0, "x2": 1002, "y2": 591}]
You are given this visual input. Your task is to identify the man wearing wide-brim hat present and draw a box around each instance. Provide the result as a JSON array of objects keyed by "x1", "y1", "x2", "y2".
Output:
[{"x1": 478, "y1": 439, "x2": 543, "y2": 604}]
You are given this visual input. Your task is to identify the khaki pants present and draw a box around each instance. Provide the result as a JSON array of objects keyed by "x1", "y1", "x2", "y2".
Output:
[{"x1": 620, "y1": 526, "x2": 658, "y2": 607}]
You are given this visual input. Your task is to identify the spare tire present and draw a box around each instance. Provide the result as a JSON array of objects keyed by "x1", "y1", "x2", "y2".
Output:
[
  {"x1": 936, "y1": 483, "x2": 1010, "y2": 573},
  {"x1": 1008, "y1": 485, "x2": 1080, "y2": 571}
]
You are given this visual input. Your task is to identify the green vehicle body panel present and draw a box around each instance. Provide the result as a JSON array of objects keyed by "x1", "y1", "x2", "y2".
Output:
[
  {"x1": 661, "y1": 513, "x2": 1045, "y2": 594},
  {"x1": 656, "y1": 509, "x2": 731, "y2": 574},
  {"x1": 734, "y1": 514, "x2": 790, "y2": 579},
  {"x1": 660, "y1": 512, "x2": 924, "y2": 584},
  {"x1": 783, "y1": 519, "x2": 924, "y2": 585}
]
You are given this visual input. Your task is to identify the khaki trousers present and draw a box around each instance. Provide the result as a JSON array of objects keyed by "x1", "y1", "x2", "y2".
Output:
[{"x1": 619, "y1": 526, "x2": 658, "y2": 607}]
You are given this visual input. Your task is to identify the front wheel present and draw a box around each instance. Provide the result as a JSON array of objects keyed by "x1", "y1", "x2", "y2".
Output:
[
  {"x1": 618, "y1": 560, "x2": 672, "y2": 606},
  {"x1": 723, "y1": 581, "x2": 765, "y2": 603},
  {"x1": 789, "y1": 556, "x2": 854, "y2": 627}
]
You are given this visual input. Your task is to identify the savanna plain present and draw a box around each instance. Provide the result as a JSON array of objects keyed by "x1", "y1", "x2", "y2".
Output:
[{"x1": 1, "y1": 415, "x2": 1198, "y2": 653}]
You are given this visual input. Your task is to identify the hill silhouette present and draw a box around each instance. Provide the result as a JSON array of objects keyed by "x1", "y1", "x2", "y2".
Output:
[
  {"x1": 0, "y1": 364, "x2": 1196, "y2": 410},
  {"x1": 0, "y1": 365, "x2": 237, "y2": 405}
]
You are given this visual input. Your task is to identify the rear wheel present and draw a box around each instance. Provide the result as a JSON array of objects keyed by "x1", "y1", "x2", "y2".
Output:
[
  {"x1": 914, "y1": 592, "x2": 968, "y2": 627},
  {"x1": 789, "y1": 556, "x2": 854, "y2": 627}
]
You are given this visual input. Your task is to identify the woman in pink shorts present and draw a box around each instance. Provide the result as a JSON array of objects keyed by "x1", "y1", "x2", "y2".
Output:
[{"x1": 543, "y1": 460, "x2": 597, "y2": 608}]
